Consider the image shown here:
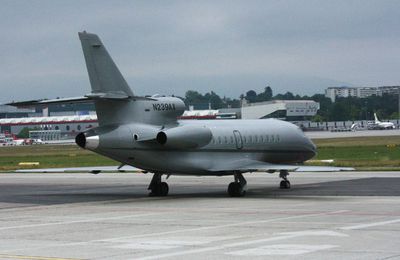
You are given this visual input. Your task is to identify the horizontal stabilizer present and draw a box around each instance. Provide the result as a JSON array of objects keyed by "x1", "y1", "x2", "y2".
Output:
[
  {"x1": 6, "y1": 95, "x2": 155, "y2": 107},
  {"x1": 6, "y1": 96, "x2": 92, "y2": 107}
]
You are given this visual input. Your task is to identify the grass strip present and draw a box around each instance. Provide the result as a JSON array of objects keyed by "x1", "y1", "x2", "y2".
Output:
[{"x1": 0, "y1": 135, "x2": 399, "y2": 171}]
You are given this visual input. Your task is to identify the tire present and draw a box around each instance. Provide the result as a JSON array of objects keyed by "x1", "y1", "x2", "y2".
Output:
[
  {"x1": 228, "y1": 182, "x2": 245, "y2": 197},
  {"x1": 160, "y1": 182, "x2": 169, "y2": 196},
  {"x1": 280, "y1": 180, "x2": 291, "y2": 189},
  {"x1": 228, "y1": 182, "x2": 237, "y2": 197}
]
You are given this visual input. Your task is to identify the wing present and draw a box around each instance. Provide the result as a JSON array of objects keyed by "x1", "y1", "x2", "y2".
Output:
[
  {"x1": 209, "y1": 159, "x2": 354, "y2": 172},
  {"x1": 15, "y1": 165, "x2": 144, "y2": 174}
]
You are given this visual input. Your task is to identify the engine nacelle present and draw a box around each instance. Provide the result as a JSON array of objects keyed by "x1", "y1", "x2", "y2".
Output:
[
  {"x1": 75, "y1": 125, "x2": 133, "y2": 150},
  {"x1": 75, "y1": 132, "x2": 99, "y2": 150},
  {"x1": 156, "y1": 125, "x2": 212, "y2": 149}
]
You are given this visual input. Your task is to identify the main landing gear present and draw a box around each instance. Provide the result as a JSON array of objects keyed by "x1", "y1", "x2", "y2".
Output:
[
  {"x1": 279, "y1": 170, "x2": 291, "y2": 189},
  {"x1": 228, "y1": 173, "x2": 247, "y2": 197},
  {"x1": 148, "y1": 173, "x2": 169, "y2": 196}
]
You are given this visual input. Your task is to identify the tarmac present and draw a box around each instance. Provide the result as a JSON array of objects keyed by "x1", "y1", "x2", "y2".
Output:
[{"x1": 0, "y1": 171, "x2": 399, "y2": 259}]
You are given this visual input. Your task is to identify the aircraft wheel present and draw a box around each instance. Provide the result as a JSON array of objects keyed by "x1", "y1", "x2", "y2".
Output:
[
  {"x1": 159, "y1": 182, "x2": 169, "y2": 196},
  {"x1": 228, "y1": 182, "x2": 245, "y2": 197},
  {"x1": 280, "y1": 180, "x2": 291, "y2": 189},
  {"x1": 150, "y1": 182, "x2": 169, "y2": 196}
]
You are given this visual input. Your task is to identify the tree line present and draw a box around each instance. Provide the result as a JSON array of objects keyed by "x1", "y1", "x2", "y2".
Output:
[{"x1": 184, "y1": 87, "x2": 400, "y2": 121}]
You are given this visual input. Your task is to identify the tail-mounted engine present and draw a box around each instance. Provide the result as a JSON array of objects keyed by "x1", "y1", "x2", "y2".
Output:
[
  {"x1": 75, "y1": 132, "x2": 99, "y2": 150},
  {"x1": 156, "y1": 125, "x2": 212, "y2": 149}
]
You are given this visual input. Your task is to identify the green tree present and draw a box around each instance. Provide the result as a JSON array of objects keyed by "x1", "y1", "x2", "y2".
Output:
[
  {"x1": 311, "y1": 114, "x2": 324, "y2": 122},
  {"x1": 256, "y1": 86, "x2": 273, "y2": 102},
  {"x1": 204, "y1": 91, "x2": 225, "y2": 109},
  {"x1": 17, "y1": 127, "x2": 31, "y2": 138},
  {"x1": 245, "y1": 90, "x2": 257, "y2": 103},
  {"x1": 274, "y1": 92, "x2": 295, "y2": 100}
]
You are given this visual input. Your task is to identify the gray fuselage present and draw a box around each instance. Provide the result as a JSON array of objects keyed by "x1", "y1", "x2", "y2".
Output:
[{"x1": 87, "y1": 118, "x2": 316, "y2": 175}]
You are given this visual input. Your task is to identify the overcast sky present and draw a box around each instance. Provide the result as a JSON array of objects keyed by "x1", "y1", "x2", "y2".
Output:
[{"x1": 1, "y1": 0, "x2": 400, "y2": 103}]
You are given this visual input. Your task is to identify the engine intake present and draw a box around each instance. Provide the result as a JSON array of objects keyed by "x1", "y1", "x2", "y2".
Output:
[
  {"x1": 75, "y1": 132, "x2": 99, "y2": 150},
  {"x1": 75, "y1": 132, "x2": 86, "y2": 148}
]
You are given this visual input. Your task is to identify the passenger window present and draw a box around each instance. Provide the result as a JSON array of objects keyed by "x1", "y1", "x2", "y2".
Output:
[
  {"x1": 224, "y1": 136, "x2": 228, "y2": 144},
  {"x1": 255, "y1": 135, "x2": 258, "y2": 142},
  {"x1": 271, "y1": 135, "x2": 275, "y2": 142},
  {"x1": 243, "y1": 136, "x2": 247, "y2": 143},
  {"x1": 249, "y1": 136, "x2": 252, "y2": 143},
  {"x1": 260, "y1": 135, "x2": 263, "y2": 142},
  {"x1": 230, "y1": 136, "x2": 234, "y2": 143},
  {"x1": 218, "y1": 136, "x2": 222, "y2": 144}
]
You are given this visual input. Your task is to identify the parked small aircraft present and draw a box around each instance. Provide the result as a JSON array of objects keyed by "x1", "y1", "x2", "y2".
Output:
[
  {"x1": 373, "y1": 113, "x2": 396, "y2": 129},
  {"x1": 9, "y1": 32, "x2": 352, "y2": 197}
]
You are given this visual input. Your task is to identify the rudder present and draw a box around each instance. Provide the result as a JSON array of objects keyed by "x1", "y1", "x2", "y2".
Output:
[{"x1": 78, "y1": 31, "x2": 134, "y2": 97}]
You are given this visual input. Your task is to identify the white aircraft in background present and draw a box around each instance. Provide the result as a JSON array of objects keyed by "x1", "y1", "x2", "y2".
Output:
[{"x1": 374, "y1": 113, "x2": 396, "y2": 129}]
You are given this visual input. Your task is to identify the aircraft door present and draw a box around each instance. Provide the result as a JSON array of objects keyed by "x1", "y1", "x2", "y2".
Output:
[{"x1": 233, "y1": 130, "x2": 243, "y2": 149}]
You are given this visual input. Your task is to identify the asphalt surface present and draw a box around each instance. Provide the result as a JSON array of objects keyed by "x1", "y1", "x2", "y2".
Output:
[{"x1": 0, "y1": 172, "x2": 400, "y2": 259}]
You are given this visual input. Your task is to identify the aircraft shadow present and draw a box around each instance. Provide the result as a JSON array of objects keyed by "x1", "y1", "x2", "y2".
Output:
[
  {"x1": 0, "y1": 177, "x2": 399, "y2": 207},
  {"x1": 250, "y1": 177, "x2": 400, "y2": 197}
]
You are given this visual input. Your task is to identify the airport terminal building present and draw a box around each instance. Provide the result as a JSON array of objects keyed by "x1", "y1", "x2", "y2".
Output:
[
  {"x1": 0, "y1": 115, "x2": 98, "y2": 140},
  {"x1": 0, "y1": 99, "x2": 320, "y2": 139}
]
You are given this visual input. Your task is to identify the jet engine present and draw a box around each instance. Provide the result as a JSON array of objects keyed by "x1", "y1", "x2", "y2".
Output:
[
  {"x1": 75, "y1": 132, "x2": 99, "y2": 150},
  {"x1": 75, "y1": 125, "x2": 133, "y2": 150},
  {"x1": 156, "y1": 125, "x2": 212, "y2": 149}
]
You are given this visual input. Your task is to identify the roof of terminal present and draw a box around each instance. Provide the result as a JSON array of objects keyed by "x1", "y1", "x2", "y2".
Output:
[{"x1": 0, "y1": 115, "x2": 98, "y2": 125}]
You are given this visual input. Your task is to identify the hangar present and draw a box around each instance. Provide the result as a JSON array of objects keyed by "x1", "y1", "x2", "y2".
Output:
[{"x1": 241, "y1": 100, "x2": 320, "y2": 120}]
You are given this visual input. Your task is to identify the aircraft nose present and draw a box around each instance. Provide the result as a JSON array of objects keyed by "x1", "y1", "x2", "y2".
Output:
[
  {"x1": 306, "y1": 137, "x2": 317, "y2": 157},
  {"x1": 293, "y1": 125, "x2": 317, "y2": 155}
]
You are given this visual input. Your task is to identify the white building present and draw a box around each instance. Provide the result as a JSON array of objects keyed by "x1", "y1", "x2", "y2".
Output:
[
  {"x1": 325, "y1": 87, "x2": 358, "y2": 102},
  {"x1": 29, "y1": 130, "x2": 61, "y2": 141},
  {"x1": 241, "y1": 100, "x2": 319, "y2": 119},
  {"x1": 325, "y1": 86, "x2": 389, "y2": 102},
  {"x1": 378, "y1": 86, "x2": 400, "y2": 96},
  {"x1": 357, "y1": 87, "x2": 378, "y2": 98}
]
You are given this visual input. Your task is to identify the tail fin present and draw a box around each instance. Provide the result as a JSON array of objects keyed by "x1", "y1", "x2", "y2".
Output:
[
  {"x1": 374, "y1": 113, "x2": 380, "y2": 124},
  {"x1": 78, "y1": 31, "x2": 134, "y2": 97}
]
